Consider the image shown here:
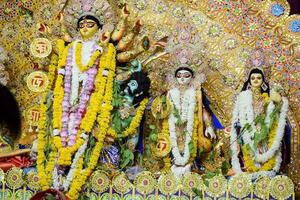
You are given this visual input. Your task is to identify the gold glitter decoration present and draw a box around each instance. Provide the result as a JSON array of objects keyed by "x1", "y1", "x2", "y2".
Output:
[
  {"x1": 90, "y1": 170, "x2": 110, "y2": 194},
  {"x1": 6, "y1": 167, "x2": 24, "y2": 189},
  {"x1": 112, "y1": 172, "x2": 132, "y2": 194},
  {"x1": 26, "y1": 171, "x2": 40, "y2": 191},
  {"x1": 134, "y1": 171, "x2": 156, "y2": 195},
  {"x1": 154, "y1": 134, "x2": 171, "y2": 158},
  {"x1": 206, "y1": 174, "x2": 227, "y2": 198},
  {"x1": 157, "y1": 173, "x2": 179, "y2": 195},
  {"x1": 228, "y1": 173, "x2": 252, "y2": 199},
  {"x1": 182, "y1": 173, "x2": 204, "y2": 196},
  {"x1": 26, "y1": 71, "x2": 49, "y2": 93},
  {"x1": 29, "y1": 38, "x2": 52, "y2": 58},
  {"x1": 270, "y1": 175, "x2": 294, "y2": 200},
  {"x1": 254, "y1": 176, "x2": 271, "y2": 199}
]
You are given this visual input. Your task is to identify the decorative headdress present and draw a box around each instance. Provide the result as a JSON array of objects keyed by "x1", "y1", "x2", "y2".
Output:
[
  {"x1": 62, "y1": 0, "x2": 116, "y2": 36},
  {"x1": 243, "y1": 48, "x2": 272, "y2": 92},
  {"x1": 165, "y1": 19, "x2": 207, "y2": 88},
  {"x1": 77, "y1": 11, "x2": 102, "y2": 26},
  {"x1": 244, "y1": 48, "x2": 271, "y2": 81}
]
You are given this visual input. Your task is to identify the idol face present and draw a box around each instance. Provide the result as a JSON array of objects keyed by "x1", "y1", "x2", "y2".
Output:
[
  {"x1": 79, "y1": 19, "x2": 99, "y2": 40},
  {"x1": 176, "y1": 69, "x2": 193, "y2": 85},
  {"x1": 250, "y1": 73, "x2": 263, "y2": 88}
]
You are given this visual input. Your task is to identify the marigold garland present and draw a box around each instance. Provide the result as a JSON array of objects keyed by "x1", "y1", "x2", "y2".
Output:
[
  {"x1": 57, "y1": 42, "x2": 70, "y2": 68},
  {"x1": 37, "y1": 101, "x2": 49, "y2": 190},
  {"x1": 122, "y1": 98, "x2": 149, "y2": 137},
  {"x1": 57, "y1": 43, "x2": 115, "y2": 165},
  {"x1": 38, "y1": 42, "x2": 116, "y2": 199},
  {"x1": 161, "y1": 118, "x2": 169, "y2": 136},
  {"x1": 190, "y1": 112, "x2": 199, "y2": 160},
  {"x1": 66, "y1": 43, "x2": 116, "y2": 200},
  {"x1": 47, "y1": 54, "x2": 58, "y2": 90},
  {"x1": 37, "y1": 51, "x2": 60, "y2": 190},
  {"x1": 75, "y1": 41, "x2": 102, "y2": 72},
  {"x1": 107, "y1": 128, "x2": 117, "y2": 139},
  {"x1": 163, "y1": 156, "x2": 171, "y2": 172},
  {"x1": 52, "y1": 74, "x2": 64, "y2": 130},
  {"x1": 242, "y1": 93, "x2": 278, "y2": 172},
  {"x1": 242, "y1": 121, "x2": 278, "y2": 172}
]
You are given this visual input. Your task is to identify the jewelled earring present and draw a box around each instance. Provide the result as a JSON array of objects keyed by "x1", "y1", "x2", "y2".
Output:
[{"x1": 261, "y1": 82, "x2": 268, "y2": 91}]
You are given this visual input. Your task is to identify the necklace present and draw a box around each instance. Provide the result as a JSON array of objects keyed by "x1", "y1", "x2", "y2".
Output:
[{"x1": 252, "y1": 89, "x2": 264, "y2": 117}]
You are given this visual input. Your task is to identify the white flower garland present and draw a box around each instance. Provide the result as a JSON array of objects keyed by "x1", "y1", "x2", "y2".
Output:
[
  {"x1": 52, "y1": 134, "x2": 89, "y2": 190},
  {"x1": 250, "y1": 150, "x2": 282, "y2": 180},
  {"x1": 52, "y1": 165, "x2": 60, "y2": 190},
  {"x1": 63, "y1": 139, "x2": 88, "y2": 190},
  {"x1": 168, "y1": 87, "x2": 196, "y2": 166},
  {"x1": 71, "y1": 40, "x2": 102, "y2": 105},
  {"x1": 230, "y1": 90, "x2": 288, "y2": 176}
]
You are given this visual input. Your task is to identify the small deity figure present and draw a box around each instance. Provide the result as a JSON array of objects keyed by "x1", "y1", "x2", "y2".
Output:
[
  {"x1": 230, "y1": 49, "x2": 289, "y2": 179},
  {"x1": 100, "y1": 60, "x2": 150, "y2": 175},
  {"x1": 149, "y1": 21, "x2": 219, "y2": 178},
  {"x1": 166, "y1": 66, "x2": 216, "y2": 177}
]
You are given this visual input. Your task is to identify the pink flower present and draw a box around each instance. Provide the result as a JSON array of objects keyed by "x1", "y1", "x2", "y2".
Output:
[
  {"x1": 68, "y1": 139, "x2": 76, "y2": 146},
  {"x1": 179, "y1": 57, "x2": 188, "y2": 64},
  {"x1": 62, "y1": 115, "x2": 69, "y2": 123},
  {"x1": 82, "y1": 4, "x2": 92, "y2": 12},
  {"x1": 61, "y1": 131, "x2": 68, "y2": 137},
  {"x1": 62, "y1": 101, "x2": 70, "y2": 107},
  {"x1": 252, "y1": 59, "x2": 263, "y2": 67},
  {"x1": 178, "y1": 29, "x2": 191, "y2": 43}
]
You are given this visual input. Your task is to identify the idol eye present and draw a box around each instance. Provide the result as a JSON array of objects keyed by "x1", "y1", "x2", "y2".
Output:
[
  {"x1": 86, "y1": 22, "x2": 96, "y2": 28},
  {"x1": 257, "y1": 76, "x2": 262, "y2": 80},
  {"x1": 130, "y1": 82, "x2": 137, "y2": 87},
  {"x1": 79, "y1": 23, "x2": 85, "y2": 29},
  {"x1": 251, "y1": 76, "x2": 255, "y2": 80},
  {"x1": 184, "y1": 73, "x2": 191, "y2": 78},
  {"x1": 176, "y1": 73, "x2": 183, "y2": 78}
]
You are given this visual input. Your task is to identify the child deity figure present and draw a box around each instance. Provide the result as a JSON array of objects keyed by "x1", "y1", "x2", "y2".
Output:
[
  {"x1": 230, "y1": 49, "x2": 289, "y2": 179},
  {"x1": 150, "y1": 21, "x2": 218, "y2": 178}
]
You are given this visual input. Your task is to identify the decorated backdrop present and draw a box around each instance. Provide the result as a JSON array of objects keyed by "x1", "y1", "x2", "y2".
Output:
[{"x1": 0, "y1": 0, "x2": 299, "y2": 198}]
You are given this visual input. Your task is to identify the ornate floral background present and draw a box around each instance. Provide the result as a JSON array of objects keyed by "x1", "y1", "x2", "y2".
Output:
[{"x1": 0, "y1": 0, "x2": 299, "y2": 193}]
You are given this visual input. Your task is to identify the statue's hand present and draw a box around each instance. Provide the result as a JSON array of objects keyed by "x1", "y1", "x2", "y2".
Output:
[
  {"x1": 130, "y1": 60, "x2": 142, "y2": 73},
  {"x1": 63, "y1": 33, "x2": 72, "y2": 43},
  {"x1": 100, "y1": 32, "x2": 111, "y2": 44},
  {"x1": 227, "y1": 168, "x2": 236, "y2": 176},
  {"x1": 121, "y1": 4, "x2": 130, "y2": 18},
  {"x1": 270, "y1": 90, "x2": 282, "y2": 103},
  {"x1": 105, "y1": 136, "x2": 115, "y2": 144},
  {"x1": 204, "y1": 126, "x2": 216, "y2": 139},
  {"x1": 57, "y1": 12, "x2": 64, "y2": 23}
]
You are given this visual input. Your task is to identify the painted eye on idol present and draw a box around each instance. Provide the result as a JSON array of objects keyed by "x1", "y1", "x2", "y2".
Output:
[
  {"x1": 176, "y1": 72, "x2": 192, "y2": 78},
  {"x1": 79, "y1": 21, "x2": 96, "y2": 29},
  {"x1": 175, "y1": 69, "x2": 193, "y2": 85}
]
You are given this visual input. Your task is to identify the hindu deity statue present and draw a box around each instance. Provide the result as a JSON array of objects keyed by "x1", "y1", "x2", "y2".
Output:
[
  {"x1": 36, "y1": 1, "x2": 150, "y2": 199},
  {"x1": 150, "y1": 22, "x2": 217, "y2": 178},
  {"x1": 99, "y1": 60, "x2": 150, "y2": 178},
  {"x1": 230, "y1": 49, "x2": 289, "y2": 179}
]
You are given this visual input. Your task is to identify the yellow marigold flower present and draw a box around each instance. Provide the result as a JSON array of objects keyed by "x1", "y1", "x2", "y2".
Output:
[{"x1": 75, "y1": 42, "x2": 101, "y2": 72}]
